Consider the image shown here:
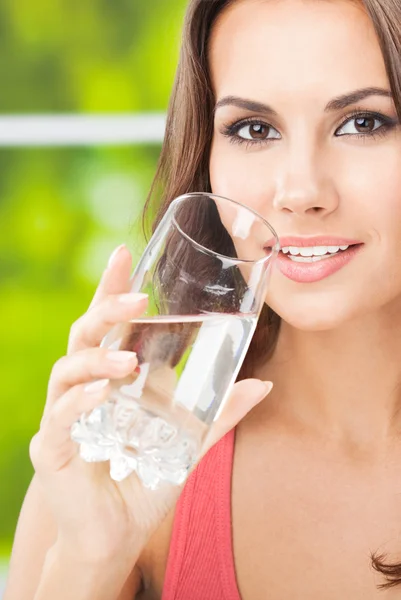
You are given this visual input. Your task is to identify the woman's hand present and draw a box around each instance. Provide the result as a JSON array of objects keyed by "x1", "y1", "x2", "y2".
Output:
[{"x1": 30, "y1": 244, "x2": 273, "y2": 567}]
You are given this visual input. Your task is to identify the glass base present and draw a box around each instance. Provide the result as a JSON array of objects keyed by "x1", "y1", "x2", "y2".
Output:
[{"x1": 71, "y1": 402, "x2": 199, "y2": 490}]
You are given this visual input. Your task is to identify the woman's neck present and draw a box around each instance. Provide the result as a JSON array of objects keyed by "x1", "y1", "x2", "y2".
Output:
[{"x1": 255, "y1": 300, "x2": 401, "y2": 457}]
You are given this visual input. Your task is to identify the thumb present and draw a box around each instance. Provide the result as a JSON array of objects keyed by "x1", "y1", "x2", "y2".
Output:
[{"x1": 201, "y1": 379, "x2": 273, "y2": 456}]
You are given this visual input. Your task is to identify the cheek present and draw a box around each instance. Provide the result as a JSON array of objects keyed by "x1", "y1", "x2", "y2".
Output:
[
  {"x1": 372, "y1": 175, "x2": 401, "y2": 296},
  {"x1": 209, "y1": 138, "x2": 270, "y2": 213},
  {"x1": 209, "y1": 137, "x2": 401, "y2": 330},
  {"x1": 210, "y1": 141, "x2": 278, "y2": 263},
  {"x1": 338, "y1": 143, "x2": 401, "y2": 219},
  {"x1": 210, "y1": 137, "x2": 401, "y2": 240},
  {"x1": 347, "y1": 146, "x2": 401, "y2": 267}
]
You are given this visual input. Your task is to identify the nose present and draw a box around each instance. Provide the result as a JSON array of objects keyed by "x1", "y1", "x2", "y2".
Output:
[{"x1": 272, "y1": 145, "x2": 339, "y2": 218}]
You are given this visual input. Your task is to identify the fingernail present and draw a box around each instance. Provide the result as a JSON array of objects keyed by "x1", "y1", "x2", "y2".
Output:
[
  {"x1": 84, "y1": 379, "x2": 110, "y2": 394},
  {"x1": 255, "y1": 380, "x2": 273, "y2": 399},
  {"x1": 107, "y1": 244, "x2": 126, "y2": 268},
  {"x1": 118, "y1": 293, "x2": 148, "y2": 304},
  {"x1": 106, "y1": 351, "x2": 136, "y2": 362}
]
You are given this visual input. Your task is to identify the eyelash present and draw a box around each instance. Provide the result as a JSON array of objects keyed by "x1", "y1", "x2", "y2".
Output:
[{"x1": 221, "y1": 109, "x2": 398, "y2": 149}]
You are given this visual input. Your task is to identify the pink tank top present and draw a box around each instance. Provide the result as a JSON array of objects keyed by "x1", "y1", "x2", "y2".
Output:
[{"x1": 162, "y1": 427, "x2": 241, "y2": 600}]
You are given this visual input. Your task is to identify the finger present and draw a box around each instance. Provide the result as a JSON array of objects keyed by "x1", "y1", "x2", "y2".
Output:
[
  {"x1": 88, "y1": 244, "x2": 133, "y2": 311},
  {"x1": 67, "y1": 291, "x2": 148, "y2": 355},
  {"x1": 200, "y1": 379, "x2": 273, "y2": 456},
  {"x1": 46, "y1": 348, "x2": 138, "y2": 408},
  {"x1": 31, "y1": 379, "x2": 111, "y2": 474}
]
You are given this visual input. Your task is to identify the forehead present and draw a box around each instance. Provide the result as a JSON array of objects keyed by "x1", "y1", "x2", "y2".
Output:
[{"x1": 208, "y1": 0, "x2": 388, "y2": 101}]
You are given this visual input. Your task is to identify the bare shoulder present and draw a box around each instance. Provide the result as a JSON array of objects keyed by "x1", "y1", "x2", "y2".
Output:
[{"x1": 135, "y1": 505, "x2": 176, "y2": 599}]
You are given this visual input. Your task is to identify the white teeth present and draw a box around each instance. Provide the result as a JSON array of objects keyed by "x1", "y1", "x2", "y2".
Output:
[
  {"x1": 312, "y1": 246, "x2": 328, "y2": 256},
  {"x1": 299, "y1": 247, "x2": 314, "y2": 257},
  {"x1": 281, "y1": 244, "x2": 349, "y2": 257},
  {"x1": 289, "y1": 254, "x2": 336, "y2": 263}
]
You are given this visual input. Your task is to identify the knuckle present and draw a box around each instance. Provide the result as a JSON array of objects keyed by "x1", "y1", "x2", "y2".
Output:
[
  {"x1": 29, "y1": 432, "x2": 43, "y2": 469},
  {"x1": 68, "y1": 316, "x2": 86, "y2": 349},
  {"x1": 47, "y1": 357, "x2": 67, "y2": 394},
  {"x1": 69, "y1": 317, "x2": 82, "y2": 338},
  {"x1": 50, "y1": 355, "x2": 67, "y2": 380}
]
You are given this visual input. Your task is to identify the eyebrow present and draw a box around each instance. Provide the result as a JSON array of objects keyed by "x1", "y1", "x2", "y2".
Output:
[{"x1": 214, "y1": 87, "x2": 393, "y2": 115}]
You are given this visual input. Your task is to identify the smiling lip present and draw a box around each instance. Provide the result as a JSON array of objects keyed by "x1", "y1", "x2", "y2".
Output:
[
  {"x1": 264, "y1": 236, "x2": 364, "y2": 284},
  {"x1": 265, "y1": 236, "x2": 362, "y2": 249}
]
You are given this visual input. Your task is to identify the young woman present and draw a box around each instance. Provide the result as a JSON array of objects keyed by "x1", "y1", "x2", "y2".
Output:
[{"x1": 5, "y1": 0, "x2": 401, "y2": 597}]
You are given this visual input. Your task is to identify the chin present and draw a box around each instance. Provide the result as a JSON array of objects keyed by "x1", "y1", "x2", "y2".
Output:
[
  {"x1": 275, "y1": 310, "x2": 350, "y2": 332},
  {"x1": 265, "y1": 291, "x2": 370, "y2": 332},
  {"x1": 264, "y1": 264, "x2": 401, "y2": 332}
]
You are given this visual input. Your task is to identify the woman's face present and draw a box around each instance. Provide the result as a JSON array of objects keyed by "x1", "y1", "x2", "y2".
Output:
[{"x1": 209, "y1": 0, "x2": 401, "y2": 330}]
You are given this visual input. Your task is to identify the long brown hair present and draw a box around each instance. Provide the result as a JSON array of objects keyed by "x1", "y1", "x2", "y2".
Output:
[{"x1": 142, "y1": 0, "x2": 401, "y2": 589}]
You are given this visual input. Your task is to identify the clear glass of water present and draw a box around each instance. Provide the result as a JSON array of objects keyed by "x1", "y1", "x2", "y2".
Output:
[{"x1": 71, "y1": 193, "x2": 279, "y2": 489}]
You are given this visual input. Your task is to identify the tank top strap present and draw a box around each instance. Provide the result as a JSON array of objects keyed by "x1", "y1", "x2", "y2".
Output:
[{"x1": 162, "y1": 427, "x2": 241, "y2": 600}]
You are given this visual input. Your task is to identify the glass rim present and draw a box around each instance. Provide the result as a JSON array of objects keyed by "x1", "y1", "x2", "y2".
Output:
[{"x1": 170, "y1": 192, "x2": 280, "y2": 265}]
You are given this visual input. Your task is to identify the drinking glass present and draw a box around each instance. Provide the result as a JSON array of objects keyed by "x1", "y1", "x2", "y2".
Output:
[{"x1": 71, "y1": 193, "x2": 279, "y2": 489}]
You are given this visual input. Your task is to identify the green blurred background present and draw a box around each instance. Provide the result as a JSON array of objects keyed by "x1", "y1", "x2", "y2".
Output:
[{"x1": 0, "y1": 0, "x2": 187, "y2": 566}]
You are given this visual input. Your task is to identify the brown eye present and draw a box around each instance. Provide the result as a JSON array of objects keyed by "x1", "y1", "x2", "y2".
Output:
[
  {"x1": 335, "y1": 113, "x2": 388, "y2": 137},
  {"x1": 237, "y1": 121, "x2": 280, "y2": 141},
  {"x1": 249, "y1": 123, "x2": 269, "y2": 139},
  {"x1": 354, "y1": 117, "x2": 375, "y2": 133}
]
